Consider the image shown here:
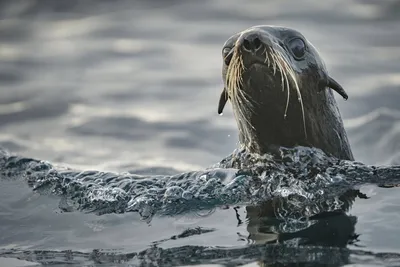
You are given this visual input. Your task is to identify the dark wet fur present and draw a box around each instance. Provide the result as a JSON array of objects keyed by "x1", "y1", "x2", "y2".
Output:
[{"x1": 220, "y1": 26, "x2": 354, "y2": 161}]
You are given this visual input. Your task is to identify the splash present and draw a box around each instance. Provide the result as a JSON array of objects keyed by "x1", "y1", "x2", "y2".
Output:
[{"x1": 1, "y1": 146, "x2": 399, "y2": 222}]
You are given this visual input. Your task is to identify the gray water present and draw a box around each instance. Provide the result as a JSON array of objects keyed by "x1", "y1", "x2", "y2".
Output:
[{"x1": 1, "y1": 0, "x2": 400, "y2": 266}]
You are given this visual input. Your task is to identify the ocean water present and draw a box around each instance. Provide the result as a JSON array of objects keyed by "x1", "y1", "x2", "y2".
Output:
[{"x1": 1, "y1": 0, "x2": 400, "y2": 266}]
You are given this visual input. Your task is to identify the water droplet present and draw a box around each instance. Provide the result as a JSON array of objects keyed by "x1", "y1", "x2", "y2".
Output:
[{"x1": 219, "y1": 113, "x2": 224, "y2": 116}]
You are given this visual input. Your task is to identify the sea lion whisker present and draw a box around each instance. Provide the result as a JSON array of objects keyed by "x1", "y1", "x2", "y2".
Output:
[
  {"x1": 235, "y1": 77, "x2": 257, "y2": 128},
  {"x1": 264, "y1": 47, "x2": 268, "y2": 65},
  {"x1": 262, "y1": 46, "x2": 269, "y2": 67},
  {"x1": 270, "y1": 48, "x2": 278, "y2": 76},
  {"x1": 270, "y1": 51, "x2": 276, "y2": 74},
  {"x1": 224, "y1": 49, "x2": 241, "y2": 94},
  {"x1": 271, "y1": 50, "x2": 290, "y2": 118},
  {"x1": 282, "y1": 61, "x2": 291, "y2": 119},
  {"x1": 235, "y1": 95, "x2": 256, "y2": 131},
  {"x1": 291, "y1": 71, "x2": 307, "y2": 139},
  {"x1": 277, "y1": 50, "x2": 307, "y2": 138},
  {"x1": 239, "y1": 84, "x2": 256, "y2": 108},
  {"x1": 225, "y1": 50, "x2": 256, "y2": 131},
  {"x1": 271, "y1": 51, "x2": 284, "y2": 89},
  {"x1": 236, "y1": 81, "x2": 255, "y2": 110},
  {"x1": 232, "y1": 58, "x2": 258, "y2": 113},
  {"x1": 274, "y1": 51, "x2": 291, "y2": 119},
  {"x1": 226, "y1": 50, "x2": 243, "y2": 99}
]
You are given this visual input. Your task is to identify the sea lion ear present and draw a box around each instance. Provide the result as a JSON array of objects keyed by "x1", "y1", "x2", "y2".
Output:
[
  {"x1": 218, "y1": 88, "x2": 228, "y2": 114},
  {"x1": 327, "y1": 76, "x2": 349, "y2": 100}
]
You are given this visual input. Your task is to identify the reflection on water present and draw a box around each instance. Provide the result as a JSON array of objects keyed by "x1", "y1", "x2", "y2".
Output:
[
  {"x1": 243, "y1": 190, "x2": 363, "y2": 247},
  {"x1": 1, "y1": 0, "x2": 400, "y2": 266}
]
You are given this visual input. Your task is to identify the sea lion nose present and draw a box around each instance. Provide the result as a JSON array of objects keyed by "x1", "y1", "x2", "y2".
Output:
[{"x1": 242, "y1": 33, "x2": 262, "y2": 52}]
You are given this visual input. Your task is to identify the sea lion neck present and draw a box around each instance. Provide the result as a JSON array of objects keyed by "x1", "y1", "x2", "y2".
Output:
[{"x1": 235, "y1": 76, "x2": 349, "y2": 161}]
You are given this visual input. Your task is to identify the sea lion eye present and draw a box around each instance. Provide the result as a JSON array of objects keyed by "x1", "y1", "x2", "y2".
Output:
[
  {"x1": 222, "y1": 47, "x2": 233, "y2": 65},
  {"x1": 288, "y1": 38, "x2": 306, "y2": 60}
]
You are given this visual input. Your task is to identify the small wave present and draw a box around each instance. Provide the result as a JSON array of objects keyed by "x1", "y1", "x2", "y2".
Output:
[{"x1": 1, "y1": 146, "x2": 400, "y2": 222}]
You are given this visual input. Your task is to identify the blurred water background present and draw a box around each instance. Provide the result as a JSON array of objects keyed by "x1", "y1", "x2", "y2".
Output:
[{"x1": 1, "y1": 0, "x2": 400, "y2": 266}]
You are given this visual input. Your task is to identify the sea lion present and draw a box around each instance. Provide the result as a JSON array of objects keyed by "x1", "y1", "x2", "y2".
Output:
[{"x1": 218, "y1": 25, "x2": 354, "y2": 161}]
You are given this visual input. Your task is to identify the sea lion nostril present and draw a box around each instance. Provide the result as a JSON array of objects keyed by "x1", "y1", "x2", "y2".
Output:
[
  {"x1": 253, "y1": 37, "x2": 261, "y2": 50},
  {"x1": 243, "y1": 39, "x2": 252, "y2": 51},
  {"x1": 242, "y1": 33, "x2": 262, "y2": 52}
]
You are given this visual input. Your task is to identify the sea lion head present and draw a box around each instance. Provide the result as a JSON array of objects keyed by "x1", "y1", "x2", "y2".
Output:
[{"x1": 218, "y1": 25, "x2": 354, "y2": 160}]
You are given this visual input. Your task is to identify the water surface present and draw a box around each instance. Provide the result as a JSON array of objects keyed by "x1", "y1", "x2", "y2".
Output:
[{"x1": 1, "y1": 0, "x2": 400, "y2": 266}]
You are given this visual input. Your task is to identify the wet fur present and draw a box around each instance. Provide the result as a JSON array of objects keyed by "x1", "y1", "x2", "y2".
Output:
[{"x1": 220, "y1": 25, "x2": 354, "y2": 161}]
